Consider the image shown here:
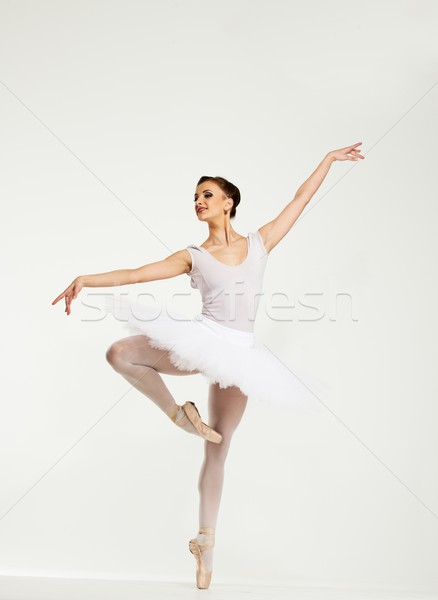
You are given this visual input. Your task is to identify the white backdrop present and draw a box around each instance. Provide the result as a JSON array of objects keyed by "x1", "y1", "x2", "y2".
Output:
[{"x1": 0, "y1": 0, "x2": 437, "y2": 592}]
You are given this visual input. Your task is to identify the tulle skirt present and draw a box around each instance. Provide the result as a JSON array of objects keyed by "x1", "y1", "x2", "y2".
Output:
[{"x1": 104, "y1": 295, "x2": 330, "y2": 414}]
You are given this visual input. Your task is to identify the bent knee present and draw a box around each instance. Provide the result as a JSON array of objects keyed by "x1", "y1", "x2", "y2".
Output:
[{"x1": 105, "y1": 341, "x2": 128, "y2": 370}]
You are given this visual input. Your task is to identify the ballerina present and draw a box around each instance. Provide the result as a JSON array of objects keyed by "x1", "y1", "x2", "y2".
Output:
[{"x1": 52, "y1": 142, "x2": 364, "y2": 589}]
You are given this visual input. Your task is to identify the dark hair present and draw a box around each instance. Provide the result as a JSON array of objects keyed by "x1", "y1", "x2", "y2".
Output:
[{"x1": 196, "y1": 176, "x2": 241, "y2": 219}]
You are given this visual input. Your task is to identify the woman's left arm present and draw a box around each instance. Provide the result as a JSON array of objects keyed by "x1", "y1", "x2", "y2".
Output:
[{"x1": 258, "y1": 142, "x2": 365, "y2": 253}]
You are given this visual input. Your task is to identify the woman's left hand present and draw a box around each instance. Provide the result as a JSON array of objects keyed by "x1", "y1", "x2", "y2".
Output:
[{"x1": 328, "y1": 142, "x2": 365, "y2": 162}]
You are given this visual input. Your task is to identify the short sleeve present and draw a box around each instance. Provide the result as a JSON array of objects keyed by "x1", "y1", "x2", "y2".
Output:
[{"x1": 255, "y1": 229, "x2": 270, "y2": 258}]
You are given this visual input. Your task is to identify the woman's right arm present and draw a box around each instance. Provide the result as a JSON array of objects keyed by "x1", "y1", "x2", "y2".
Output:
[{"x1": 52, "y1": 249, "x2": 192, "y2": 315}]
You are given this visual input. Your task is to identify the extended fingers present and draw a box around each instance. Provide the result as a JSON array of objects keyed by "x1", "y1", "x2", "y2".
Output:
[
  {"x1": 52, "y1": 288, "x2": 76, "y2": 313},
  {"x1": 348, "y1": 148, "x2": 365, "y2": 160},
  {"x1": 52, "y1": 292, "x2": 65, "y2": 305},
  {"x1": 65, "y1": 294, "x2": 71, "y2": 314}
]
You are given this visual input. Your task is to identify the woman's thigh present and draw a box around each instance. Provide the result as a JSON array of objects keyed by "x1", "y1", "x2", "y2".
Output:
[{"x1": 106, "y1": 334, "x2": 201, "y2": 376}]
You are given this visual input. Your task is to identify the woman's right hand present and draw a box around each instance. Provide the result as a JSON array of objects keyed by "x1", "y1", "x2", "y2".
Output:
[{"x1": 52, "y1": 276, "x2": 84, "y2": 316}]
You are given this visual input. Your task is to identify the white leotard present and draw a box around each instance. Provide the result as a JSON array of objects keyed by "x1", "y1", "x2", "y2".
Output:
[{"x1": 185, "y1": 230, "x2": 269, "y2": 333}]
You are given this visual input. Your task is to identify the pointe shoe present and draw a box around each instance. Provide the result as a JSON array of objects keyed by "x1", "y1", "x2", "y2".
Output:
[
  {"x1": 166, "y1": 402, "x2": 222, "y2": 444},
  {"x1": 189, "y1": 527, "x2": 215, "y2": 589}
]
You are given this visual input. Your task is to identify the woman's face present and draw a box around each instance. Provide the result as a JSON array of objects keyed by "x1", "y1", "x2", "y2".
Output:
[{"x1": 193, "y1": 181, "x2": 232, "y2": 220}]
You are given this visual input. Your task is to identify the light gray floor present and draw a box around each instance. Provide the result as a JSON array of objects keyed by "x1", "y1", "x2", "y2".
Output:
[{"x1": 0, "y1": 577, "x2": 436, "y2": 600}]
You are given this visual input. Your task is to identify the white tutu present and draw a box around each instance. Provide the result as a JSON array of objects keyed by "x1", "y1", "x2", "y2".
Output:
[{"x1": 104, "y1": 295, "x2": 330, "y2": 414}]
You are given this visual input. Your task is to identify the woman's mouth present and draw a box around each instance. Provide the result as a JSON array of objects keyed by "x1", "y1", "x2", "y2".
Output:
[{"x1": 197, "y1": 208, "x2": 207, "y2": 213}]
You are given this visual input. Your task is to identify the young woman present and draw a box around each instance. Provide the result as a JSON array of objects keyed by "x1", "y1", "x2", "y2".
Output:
[{"x1": 52, "y1": 142, "x2": 364, "y2": 589}]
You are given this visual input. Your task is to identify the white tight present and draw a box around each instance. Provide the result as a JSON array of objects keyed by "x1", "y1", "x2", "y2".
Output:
[{"x1": 105, "y1": 334, "x2": 248, "y2": 569}]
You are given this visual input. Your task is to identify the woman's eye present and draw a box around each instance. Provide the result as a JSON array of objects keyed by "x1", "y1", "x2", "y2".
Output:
[{"x1": 194, "y1": 193, "x2": 212, "y2": 201}]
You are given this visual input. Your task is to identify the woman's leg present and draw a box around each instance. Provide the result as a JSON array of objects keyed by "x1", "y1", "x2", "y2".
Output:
[
  {"x1": 196, "y1": 383, "x2": 248, "y2": 570},
  {"x1": 106, "y1": 334, "x2": 201, "y2": 434}
]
